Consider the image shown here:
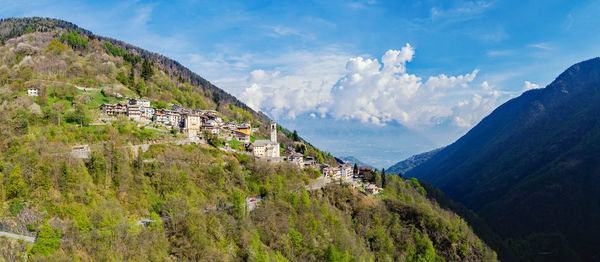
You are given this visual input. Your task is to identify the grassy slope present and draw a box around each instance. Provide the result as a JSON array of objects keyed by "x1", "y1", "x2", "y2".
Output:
[{"x1": 0, "y1": 24, "x2": 495, "y2": 261}]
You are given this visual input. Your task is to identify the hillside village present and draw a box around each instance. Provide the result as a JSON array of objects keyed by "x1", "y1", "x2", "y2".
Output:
[
  {"x1": 0, "y1": 19, "x2": 500, "y2": 261},
  {"x1": 95, "y1": 96, "x2": 382, "y2": 194}
]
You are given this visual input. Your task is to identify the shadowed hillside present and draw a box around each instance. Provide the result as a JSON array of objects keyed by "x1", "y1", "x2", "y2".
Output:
[
  {"x1": 388, "y1": 147, "x2": 443, "y2": 175},
  {"x1": 407, "y1": 57, "x2": 600, "y2": 261}
]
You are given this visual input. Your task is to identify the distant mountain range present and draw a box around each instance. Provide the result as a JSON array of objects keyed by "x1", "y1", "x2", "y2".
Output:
[
  {"x1": 338, "y1": 156, "x2": 374, "y2": 168},
  {"x1": 387, "y1": 147, "x2": 443, "y2": 175},
  {"x1": 406, "y1": 58, "x2": 600, "y2": 261}
]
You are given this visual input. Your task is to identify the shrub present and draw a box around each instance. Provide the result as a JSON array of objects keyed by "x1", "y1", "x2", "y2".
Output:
[
  {"x1": 31, "y1": 221, "x2": 61, "y2": 256},
  {"x1": 9, "y1": 199, "x2": 24, "y2": 216},
  {"x1": 6, "y1": 164, "x2": 25, "y2": 199},
  {"x1": 60, "y1": 30, "x2": 88, "y2": 51}
]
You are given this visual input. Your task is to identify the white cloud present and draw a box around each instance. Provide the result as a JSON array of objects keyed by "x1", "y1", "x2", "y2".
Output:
[
  {"x1": 451, "y1": 90, "x2": 502, "y2": 127},
  {"x1": 429, "y1": 1, "x2": 494, "y2": 22},
  {"x1": 528, "y1": 43, "x2": 554, "y2": 51},
  {"x1": 348, "y1": 0, "x2": 377, "y2": 9},
  {"x1": 265, "y1": 25, "x2": 310, "y2": 39},
  {"x1": 522, "y1": 81, "x2": 541, "y2": 91},
  {"x1": 487, "y1": 49, "x2": 514, "y2": 56},
  {"x1": 238, "y1": 50, "x2": 350, "y2": 118},
  {"x1": 241, "y1": 44, "x2": 509, "y2": 129}
]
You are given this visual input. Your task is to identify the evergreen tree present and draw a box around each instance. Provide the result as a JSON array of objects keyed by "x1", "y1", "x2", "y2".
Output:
[
  {"x1": 136, "y1": 81, "x2": 147, "y2": 96},
  {"x1": 213, "y1": 92, "x2": 220, "y2": 110},
  {"x1": 31, "y1": 221, "x2": 61, "y2": 256},
  {"x1": 141, "y1": 58, "x2": 154, "y2": 81},
  {"x1": 7, "y1": 164, "x2": 25, "y2": 199},
  {"x1": 381, "y1": 168, "x2": 387, "y2": 188},
  {"x1": 293, "y1": 130, "x2": 299, "y2": 141},
  {"x1": 0, "y1": 170, "x2": 4, "y2": 202},
  {"x1": 129, "y1": 66, "x2": 135, "y2": 87},
  {"x1": 353, "y1": 163, "x2": 358, "y2": 176}
]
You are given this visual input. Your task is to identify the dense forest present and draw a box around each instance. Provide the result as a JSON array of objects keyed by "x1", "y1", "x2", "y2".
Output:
[{"x1": 0, "y1": 17, "x2": 495, "y2": 261}]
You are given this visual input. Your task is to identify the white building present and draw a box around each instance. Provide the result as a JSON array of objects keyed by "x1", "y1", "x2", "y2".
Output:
[
  {"x1": 27, "y1": 88, "x2": 39, "y2": 96},
  {"x1": 141, "y1": 106, "x2": 155, "y2": 119},
  {"x1": 251, "y1": 140, "x2": 280, "y2": 158},
  {"x1": 341, "y1": 164, "x2": 353, "y2": 180},
  {"x1": 288, "y1": 153, "x2": 304, "y2": 168},
  {"x1": 203, "y1": 119, "x2": 219, "y2": 134},
  {"x1": 270, "y1": 122, "x2": 277, "y2": 141},
  {"x1": 234, "y1": 131, "x2": 251, "y2": 143},
  {"x1": 70, "y1": 145, "x2": 91, "y2": 159},
  {"x1": 365, "y1": 184, "x2": 380, "y2": 194},
  {"x1": 181, "y1": 113, "x2": 201, "y2": 137},
  {"x1": 128, "y1": 98, "x2": 150, "y2": 108},
  {"x1": 166, "y1": 111, "x2": 182, "y2": 127},
  {"x1": 321, "y1": 166, "x2": 341, "y2": 179},
  {"x1": 127, "y1": 104, "x2": 141, "y2": 120},
  {"x1": 252, "y1": 122, "x2": 280, "y2": 158}
]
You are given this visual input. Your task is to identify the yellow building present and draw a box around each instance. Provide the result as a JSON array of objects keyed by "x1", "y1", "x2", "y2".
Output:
[{"x1": 237, "y1": 123, "x2": 251, "y2": 135}]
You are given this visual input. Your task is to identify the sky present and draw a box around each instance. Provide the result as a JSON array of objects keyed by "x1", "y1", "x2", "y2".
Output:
[{"x1": 2, "y1": 0, "x2": 600, "y2": 167}]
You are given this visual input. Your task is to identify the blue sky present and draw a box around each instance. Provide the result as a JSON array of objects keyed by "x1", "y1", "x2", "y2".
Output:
[{"x1": 2, "y1": 0, "x2": 600, "y2": 167}]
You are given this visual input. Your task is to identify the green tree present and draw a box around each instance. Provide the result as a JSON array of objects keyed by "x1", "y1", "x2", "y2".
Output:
[
  {"x1": 65, "y1": 103, "x2": 91, "y2": 126},
  {"x1": 230, "y1": 190, "x2": 246, "y2": 219},
  {"x1": 213, "y1": 92, "x2": 220, "y2": 110},
  {"x1": 381, "y1": 168, "x2": 387, "y2": 188},
  {"x1": 60, "y1": 30, "x2": 88, "y2": 51},
  {"x1": 31, "y1": 221, "x2": 61, "y2": 256},
  {"x1": 374, "y1": 171, "x2": 382, "y2": 187},
  {"x1": 141, "y1": 58, "x2": 153, "y2": 81},
  {"x1": 288, "y1": 229, "x2": 303, "y2": 253},
  {"x1": 89, "y1": 151, "x2": 106, "y2": 184},
  {"x1": 6, "y1": 164, "x2": 25, "y2": 199},
  {"x1": 129, "y1": 66, "x2": 135, "y2": 86},
  {"x1": 155, "y1": 100, "x2": 168, "y2": 109},
  {"x1": 61, "y1": 162, "x2": 77, "y2": 190},
  {"x1": 116, "y1": 70, "x2": 129, "y2": 85},
  {"x1": 316, "y1": 153, "x2": 325, "y2": 164},
  {"x1": 0, "y1": 170, "x2": 4, "y2": 202},
  {"x1": 324, "y1": 245, "x2": 340, "y2": 262},
  {"x1": 413, "y1": 232, "x2": 436, "y2": 262},
  {"x1": 353, "y1": 163, "x2": 358, "y2": 176},
  {"x1": 136, "y1": 80, "x2": 147, "y2": 96},
  {"x1": 410, "y1": 178, "x2": 427, "y2": 196},
  {"x1": 148, "y1": 211, "x2": 163, "y2": 232},
  {"x1": 292, "y1": 130, "x2": 299, "y2": 141},
  {"x1": 47, "y1": 39, "x2": 67, "y2": 55},
  {"x1": 13, "y1": 109, "x2": 29, "y2": 134}
]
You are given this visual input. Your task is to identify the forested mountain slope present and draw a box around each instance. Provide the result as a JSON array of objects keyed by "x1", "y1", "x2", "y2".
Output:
[
  {"x1": 387, "y1": 147, "x2": 443, "y2": 175},
  {"x1": 0, "y1": 17, "x2": 254, "y2": 113},
  {"x1": 0, "y1": 17, "x2": 496, "y2": 260},
  {"x1": 407, "y1": 57, "x2": 600, "y2": 261}
]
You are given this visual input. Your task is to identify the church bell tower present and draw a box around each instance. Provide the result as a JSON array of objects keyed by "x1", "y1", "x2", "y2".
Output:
[{"x1": 270, "y1": 122, "x2": 277, "y2": 142}]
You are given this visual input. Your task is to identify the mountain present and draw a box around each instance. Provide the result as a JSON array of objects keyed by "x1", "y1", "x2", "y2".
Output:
[
  {"x1": 406, "y1": 57, "x2": 600, "y2": 261},
  {"x1": 387, "y1": 147, "x2": 443, "y2": 175},
  {"x1": 338, "y1": 156, "x2": 374, "y2": 168},
  {"x1": 0, "y1": 18, "x2": 496, "y2": 260},
  {"x1": 0, "y1": 17, "x2": 256, "y2": 114}
]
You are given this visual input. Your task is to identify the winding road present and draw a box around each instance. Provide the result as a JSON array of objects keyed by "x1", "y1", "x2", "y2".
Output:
[{"x1": 0, "y1": 231, "x2": 35, "y2": 243}]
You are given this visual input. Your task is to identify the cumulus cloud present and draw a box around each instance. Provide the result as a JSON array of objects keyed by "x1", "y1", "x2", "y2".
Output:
[
  {"x1": 522, "y1": 80, "x2": 541, "y2": 92},
  {"x1": 451, "y1": 90, "x2": 502, "y2": 127},
  {"x1": 239, "y1": 51, "x2": 349, "y2": 118},
  {"x1": 241, "y1": 44, "x2": 509, "y2": 129}
]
